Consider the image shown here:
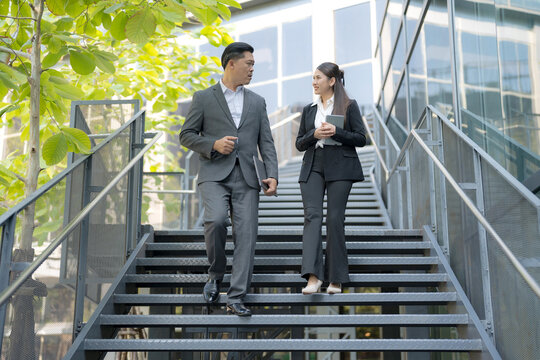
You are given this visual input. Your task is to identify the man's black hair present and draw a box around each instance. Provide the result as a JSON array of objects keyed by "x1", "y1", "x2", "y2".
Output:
[{"x1": 221, "y1": 42, "x2": 254, "y2": 70}]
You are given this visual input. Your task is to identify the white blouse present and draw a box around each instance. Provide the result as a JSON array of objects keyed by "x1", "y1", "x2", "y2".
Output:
[{"x1": 312, "y1": 95, "x2": 334, "y2": 148}]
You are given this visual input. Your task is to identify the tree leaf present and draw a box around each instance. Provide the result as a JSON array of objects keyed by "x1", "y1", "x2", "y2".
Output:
[
  {"x1": 125, "y1": 9, "x2": 156, "y2": 45},
  {"x1": 94, "y1": 52, "x2": 115, "y2": 74},
  {"x1": 65, "y1": 0, "x2": 85, "y2": 17},
  {"x1": 0, "y1": 63, "x2": 27, "y2": 85},
  {"x1": 42, "y1": 133, "x2": 68, "y2": 166},
  {"x1": 110, "y1": 12, "x2": 128, "y2": 40},
  {"x1": 0, "y1": 0, "x2": 9, "y2": 16},
  {"x1": 0, "y1": 104, "x2": 20, "y2": 118},
  {"x1": 53, "y1": 82, "x2": 85, "y2": 100},
  {"x1": 215, "y1": 3, "x2": 231, "y2": 20},
  {"x1": 219, "y1": 0, "x2": 242, "y2": 9},
  {"x1": 190, "y1": 7, "x2": 218, "y2": 26},
  {"x1": 0, "y1": 73, "x2": 18, "y2": 89},
  {"x1": 46, "y1": 0, "x2": 66, "y2": 16},
  {"x1": 61, "y1": 127, "x2": 91, "y2": 154},
  {"x1": 42, "y1": 48, "x2": 67, "y2": 69},
  {"x1": 69, "y1": 49, "x2": 95, "y2": 75},
  {"x1": 104, "y1": 2, "x2": 125, "y2": 14}
]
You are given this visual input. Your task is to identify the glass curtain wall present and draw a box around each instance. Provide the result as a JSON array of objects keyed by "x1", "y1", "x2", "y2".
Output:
[{"x1": 377, "y1": 0, "x2": 540, "y2": 184}]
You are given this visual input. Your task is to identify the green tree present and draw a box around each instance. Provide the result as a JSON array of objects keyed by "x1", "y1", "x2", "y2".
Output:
[{"x1": 0, "y1": 0, "x2": 238, "y2": 358}]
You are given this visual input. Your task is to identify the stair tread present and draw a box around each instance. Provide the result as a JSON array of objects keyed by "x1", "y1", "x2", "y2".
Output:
[
  {"x1": 125, "y1": 273, "x2": 448, "y2": 286},
  {"x1": 113, "y1": 292, "x2": 457, "y2": 305},
  {"x1": 258, "y1": 217, "x2": 387, "y2": 224},
  {"x1": 147, "y1": 241, "x2": 432, "y2": 251},
  {"x1": 84, "y1": 339, "x2": 483, "y2": 351},
  {"x1": 137, "y1": 256, "x2": 438, "y2": 266},
  {"x1": 99, "y1": 314, "x2": 470, "y2": 326}
]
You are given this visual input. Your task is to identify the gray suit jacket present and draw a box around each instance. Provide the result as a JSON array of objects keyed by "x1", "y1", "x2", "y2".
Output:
[{"x1": 179, "y1": 83, "x2": 278, "y2": 189}]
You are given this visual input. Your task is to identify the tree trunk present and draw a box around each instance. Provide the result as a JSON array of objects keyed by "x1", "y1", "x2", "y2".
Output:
[{"x1": 8, "y1": 2, "x2": 45, "y2": 359}]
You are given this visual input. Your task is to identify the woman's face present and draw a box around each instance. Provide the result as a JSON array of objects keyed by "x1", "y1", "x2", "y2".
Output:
[{"x1": 312, "y1": 69, "x2": 335, "y2": 96}]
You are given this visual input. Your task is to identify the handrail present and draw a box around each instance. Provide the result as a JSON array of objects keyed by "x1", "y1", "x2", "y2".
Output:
[
  {"x1": 270, "y1": 112, "x2": 301, "y2": 131},
  {"x1": 0, "y1": 131, "x2": 163, "y2": 307},
  {"x1": 410, "y1": 129, "x2": 540, "y2": 298},
  {"x1": 429, "y1": 105, "x2": 540, "y2": 207},
  {"x1": 0, "y1": 108, "x2": 146, "y2": 227},
  {"x1": 370, "y1": 104, "x2": 540, "y2": 298}
]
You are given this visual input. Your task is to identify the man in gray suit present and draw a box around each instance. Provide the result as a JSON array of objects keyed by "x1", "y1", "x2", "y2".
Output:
[{"x1": 180, "y1": 42, "x2": 278, "y2": 316}]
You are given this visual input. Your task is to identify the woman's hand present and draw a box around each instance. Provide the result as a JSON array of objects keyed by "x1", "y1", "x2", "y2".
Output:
[{"x1": 314, "y1": 122, "x2": 336, "y2": 139}]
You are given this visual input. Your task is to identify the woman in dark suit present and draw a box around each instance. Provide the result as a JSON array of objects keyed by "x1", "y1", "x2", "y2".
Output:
[{"x1": 296, "y1": 62, "x2": 367, "y2": 294}]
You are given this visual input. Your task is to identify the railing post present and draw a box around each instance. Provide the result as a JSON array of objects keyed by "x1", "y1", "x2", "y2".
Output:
[
  {"x1": 0, "y1": 215, "x2": 17, "y2": 354},
  {"x1": 473, "y1": 149, "x2": 495, "y2": 341},
  {"x1": 433, "y1": 111, "x2": 450, "y2": 255},
  {"x1": 426, "y1": 108, "x2": 438, "y2": 234},
  {"x1": 126, "y1": 110, "x2": 145, "y2": 250},
  {"x1": 72, "y1": 156, "x2": 93, "y2": 340},
  {"x1": 405, "y1": 150, "x2": 413, "y2": 229}
]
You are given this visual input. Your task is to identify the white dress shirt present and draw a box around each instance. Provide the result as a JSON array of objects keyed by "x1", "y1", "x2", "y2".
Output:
[
  {"x1": 220, "y1": 79, "x2": 244, "y2": 128},
  {"x1": 312, "y1": 95, "x2": 334, "y2": 148}
]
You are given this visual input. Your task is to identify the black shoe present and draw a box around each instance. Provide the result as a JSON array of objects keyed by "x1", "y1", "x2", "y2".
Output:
[
  {"x1": 203, "y1": 279, "x2": 220, "y2": 304},
  {"x1": 226, "y1": 303, "x2": 252, "y2": 317}
]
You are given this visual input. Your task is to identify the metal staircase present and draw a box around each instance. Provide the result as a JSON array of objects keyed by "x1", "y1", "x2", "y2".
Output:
[
  {"x1": 6, "y1": 101, "x2": 538, "y2": 359},
  {"x1": 63, "y1": 151, "x2": 498, "y2": 359}
]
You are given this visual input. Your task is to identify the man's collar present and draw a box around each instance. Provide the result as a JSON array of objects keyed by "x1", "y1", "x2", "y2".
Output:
[{"x1": 220, "y1": 79, "x2": 244, "y2": 93}]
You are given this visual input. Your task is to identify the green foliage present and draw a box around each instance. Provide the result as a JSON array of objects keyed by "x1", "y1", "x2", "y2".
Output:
[{"x1": 0, "y1": 0, "x2": 240, "y2": 219}]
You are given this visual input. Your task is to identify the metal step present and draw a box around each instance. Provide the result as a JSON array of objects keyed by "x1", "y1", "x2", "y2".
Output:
[
  {"x1": 136, "y1": 256, "x2": 438, "y2": 270},
  {"x1": 146, "y1": 241, "x2": 431, "y2": 254},
  {"x1": 257, "y1": 216, "x2": 386, "y2": 225},
  {"x1": 99, "y1": 314, "x2": 469, "y2": 327},
  {"x1": 84, "y1": 339, "x2": 483, "y2": 352},
  {"x1": 272, "y1": 188, "x2": 376, "y2": 195},
  {"x1": 258, "y1": 201, "x2": 381, "y2": 210},
  {"x1": 124, "y1": 273, "x2": 448, "y2": 287},
  {"x1": 113, "y1": 292, "x2": 457, "y2": 306},
  {"x1": 257, "y1": 209, "x2": 385, "y2": 217},
  {"x1": 259, "y1": 195, "x2": 379, "y2": 202}
]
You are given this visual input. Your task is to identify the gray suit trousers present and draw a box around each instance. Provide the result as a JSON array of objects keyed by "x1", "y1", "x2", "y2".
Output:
[{"x1": 199, "y1": 162, "x2": 259, "y2": 305}]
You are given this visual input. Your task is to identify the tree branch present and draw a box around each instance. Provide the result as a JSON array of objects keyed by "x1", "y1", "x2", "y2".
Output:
[
  {"x1": 0, "y1": 46, "x2": 31, "y2": 60},
  {"x1": 0, "y1": 15, "x2": 36, "y2": 21}
]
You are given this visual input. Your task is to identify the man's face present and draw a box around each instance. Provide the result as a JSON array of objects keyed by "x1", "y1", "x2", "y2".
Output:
[{"x1": 230, "y1": 51, "x2": 255, "y2": 86}]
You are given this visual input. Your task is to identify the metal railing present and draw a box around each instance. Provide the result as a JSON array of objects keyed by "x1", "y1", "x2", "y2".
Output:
[
  {"x1": 0, "y1": 101, "x2": 160, "y2": 360},
  {"x1": 367, "y1": 103, "x2": 540, "y2": 359}
]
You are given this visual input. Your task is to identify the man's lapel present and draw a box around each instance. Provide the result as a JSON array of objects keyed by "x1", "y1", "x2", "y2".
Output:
[
  {"x1": 238, "y1": 89, "x2": 252, "y2": 129},
  {"x1": 211, "y1": 84, "x2": 236, "y2": 127}
]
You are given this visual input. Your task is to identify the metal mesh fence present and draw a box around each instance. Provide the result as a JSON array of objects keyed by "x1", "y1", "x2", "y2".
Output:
[
  {"x1": 1, "y1": 101, "x2": 143, "y2": 360},
  {"x1": 371, "y1": 105, "x2": 540, "y2": 358}
]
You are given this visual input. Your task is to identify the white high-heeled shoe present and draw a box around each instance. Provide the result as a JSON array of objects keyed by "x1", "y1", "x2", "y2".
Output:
[
  {"x1": 326, "y1": 283, "x2": 342, "y2": 294},
  {"x1": 302, "y1": 279, "x2": 323, "y2": 295}
]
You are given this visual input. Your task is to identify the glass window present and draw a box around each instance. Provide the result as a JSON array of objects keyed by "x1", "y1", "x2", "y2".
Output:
[
  {"x1": 375, "y1": 0, "x2": 386, "y2": 33},
  {"x1": 425, "y1": 24, "x2": 451, "y2": 80},
  {"x1": 283, "y1": 18, "x2": 312, "y2": 76},
  {"x1": 282, "y1": 76, "x2": 313, "y2": 109},
  {"x1": 199, "y1": 43, "x2": 225, "y2": 60},
  {"x1": 343, "y1": 63, "x2": 373, "y2": 109},
  {"x1": 239, "y1": 27, "x2": 278, "y2": 82},
  {"x1": 391, "y1": 29, "x2": 405, "y2": 89},
  {"x1": 392, "y1": 81, "x2": 408, "y2": 129},
  {"x1": 248, "y1": 83, "x2": 278, "y2": 114},
  {"x1": 405, "y1": 0, "x2": 424, "y2": 49},
  {"x1": 410, "y1": 74, "x2": 427, "y2": 125},
  {"x1": 334, "y1": 3, "x2": 371, "y2": 64}
]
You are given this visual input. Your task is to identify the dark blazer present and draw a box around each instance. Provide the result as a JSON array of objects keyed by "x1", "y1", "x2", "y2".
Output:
[
  {"x1": 296, "y1": 99, "x2": 367, "y2": 183},
  {"x1": 180, "y1": 83, "x2": 278, "y2": 189}
]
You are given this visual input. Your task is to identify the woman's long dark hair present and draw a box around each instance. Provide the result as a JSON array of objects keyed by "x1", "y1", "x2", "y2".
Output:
[{"x1": 316, "y1": 62, "x2": 351, "y2": 121}]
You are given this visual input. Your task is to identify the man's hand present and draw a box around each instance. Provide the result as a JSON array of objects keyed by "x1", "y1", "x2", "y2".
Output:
[
  {"x1": 314, "y1": 122, "x2": 336, "y2": 139},
  {"x1": 262, "y1": 177, "x2": 277, "y2": 196},
  {"x1": 213, "y1": 136, "x2": 238, "y2": 155}
]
